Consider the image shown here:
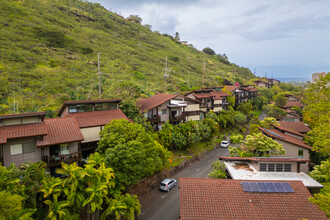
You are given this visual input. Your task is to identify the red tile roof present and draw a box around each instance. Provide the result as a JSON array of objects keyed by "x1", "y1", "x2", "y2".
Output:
[
  {"x1": 219, "y1": 157, "x2": 309, "y2": 163},
  {"x1": 136, "y1": 93, "x2": 177, "y2": 112},
  {"x1": 179, "y1": 178, "x2": 327, "y2": 220},
  {"x1": 210, "y1": 91, "x2": 230, "y2": 100},
  {"x1": 272, "y1": 124, "x2": 306, "y2": 137},
  {"x1": 0, "y1": 123, "x2": 47, "y2": 144},
  {"x1": 69, "y1": 109, "x2": 128, "y2": 128},
  {"x1": 278, "y1": 121, "x2": 311, "y2": 133},
  {"x1": 283, "y1": 102, "x2": 304, "y2": 108},
  {"x1": 259, "y1": 127, "x2": 312, "y2": 149},
  {"x1": 37, "y1": 117, "x2": 84, "y2": 147},
  {"x1": 248, "y1": 87, "x2": 259, "y2": 92},
  {"x1": 192, "y1": 93, "x2": 212, "y2": 99}
]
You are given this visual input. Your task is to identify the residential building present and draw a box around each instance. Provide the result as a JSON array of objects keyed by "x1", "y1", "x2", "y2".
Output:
[
  {"x1": 174, "y1": 96, "x2": 203, "y2": 121},
  {"x1": 259, "y1": 125, "x2": 311, "y2": 173},
  {"x1": 219, "y1": 157, "x2": 323, "y2": 194},
  {"x1": 137, "y1": 93, "x2": 186, "y2": 129},
  {"x1": 267, "y1": 78, "x2": 281, "y2": 87},
  {"x1": 279, "y1": 108, "x2": 303, "y2": 122},
  {"x1": 255, "y1": 80, "x2": 269, "y2": 88},
  {"x1": 312, "y1": 72, "x2": 326, "y2": 83},
  {"x1": 0, "y1": 99, "x2": 129, "y2": 170},
  {"x1": 277, "y1": 121, "x2": 311, "y2": 134},
  {"x1": 179, "y1": 177, "x2": 327, "y2": 220},
  {"x1": 57, "y1": 99, "x2": 128, "y2": 158}
]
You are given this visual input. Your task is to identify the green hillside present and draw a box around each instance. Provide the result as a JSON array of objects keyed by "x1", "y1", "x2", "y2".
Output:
[{"x1": 0, "y1": 0, "x2": 254, "y2": 114}]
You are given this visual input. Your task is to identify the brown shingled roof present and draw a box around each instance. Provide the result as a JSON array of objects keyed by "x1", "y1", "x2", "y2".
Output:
[
  {"x1": 179, "y1": 178, "x2": 327, "y2": 220},
  {"x1": 272, "y1": 124, "x2": 306, "y2": 137},
  {"x1": 37, "y1": 117, "x2": 84, "y2": 147},
  {"x1": 136, "y1": 93, "x2": 177, "y2": 112},
  {"x1": 0, "y1": 111, "x2": 46, "y2": 119},
  {"x1": 70, "y1": 109, "x2": 129, "y2": 128},
  {"x1": 278, "y1": 121, "x2": 311, "y2": 133},
  {"x1": 0, "y1": 123, "x2": 47, "y2": 144},
  {"x1": 259, "y1": 127, "x2": 311, "y2": 149}
]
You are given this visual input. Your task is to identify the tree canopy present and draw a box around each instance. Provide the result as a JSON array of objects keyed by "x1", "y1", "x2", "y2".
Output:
[
  {"x1": 97, "y1": 119, "x2": 172, "y2": 188},
  {"x1": 229, "y1": 133, "x2": 285, "y2": 157}
]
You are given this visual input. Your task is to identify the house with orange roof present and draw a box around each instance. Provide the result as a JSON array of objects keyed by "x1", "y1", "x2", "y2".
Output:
[
  {"x1": 179, "y1": 178, "x2": 327, "y2": 220},
  {"x1": 136, "y1": 93, "x2": 186, "y2": 129},
  {"x1": 0, "y1": 99, "x2": 129, "y2": 171},
  {"x1": 259, "y1": 124, "x2": 312, "y2": 173}
]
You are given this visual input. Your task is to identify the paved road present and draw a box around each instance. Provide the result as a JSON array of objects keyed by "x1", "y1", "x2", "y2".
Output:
[{"x1": 139, "y1": 146, "x2": 230, "y2": 220}]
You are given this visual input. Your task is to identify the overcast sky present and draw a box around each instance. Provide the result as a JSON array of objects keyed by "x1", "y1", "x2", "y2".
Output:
[{"x1": 93, "y1": 0, "x2": 330, "y2": 81}]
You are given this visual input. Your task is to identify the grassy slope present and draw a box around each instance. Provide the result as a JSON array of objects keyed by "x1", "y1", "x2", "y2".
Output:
[{"x1": 0, "y1": 0, "x2": 254, "y2": 114}]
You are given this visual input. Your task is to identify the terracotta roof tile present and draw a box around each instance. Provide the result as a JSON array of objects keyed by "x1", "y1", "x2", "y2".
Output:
[
  {"x1": 278, "y1": 121, "x2": 311, "y2": 133},
  {"x1": 37, "y1": 117, "x2": 84, "y2": 147},
  {"x1": 283, "y1": 102, "x2": 304, "y2": 108},
  {"x1": 69, "y1": 109, "x2": 128, "y2": 128},
  {"x1": 136, "y1": 93, "x2": 177, "y2": 112},
  {"x1": 180, "y1": 178, "x2": 327, "y2": 220},
  {"x1": 259, "y1": 127, "x2": 311, "y2": 149},
  {"x1": 272, "y1": 124, "x2": 306, "y2": 137},
  {"x1": 0, "y1": 123, "x2": 47, "y2": 144}
]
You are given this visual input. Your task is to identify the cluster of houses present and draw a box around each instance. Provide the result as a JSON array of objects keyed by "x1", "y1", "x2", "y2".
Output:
[
  {"x1": 178, "y1": 90, "x2": 327, "y2": 219},
  {"x1": 0, "y1": 80, "x2": 326, "y2": 218}
]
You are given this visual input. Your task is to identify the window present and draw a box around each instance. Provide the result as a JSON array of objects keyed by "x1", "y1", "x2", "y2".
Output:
[
  {"x1": 110, "y1": 102, "x2": 117, "y2": 110},
  {"x1": 69, "y1": 105, "x2": 77, "y2": 113},
  {"x1": 10, "y1": 143, "x2": 35, "y2": 155},
  {"x1": 276, "y1": 164, "x2": 283, "y2": 172},
  {"x1": 162, "y1": 109, "x2": 167, "y2": 115},
  {"x1": 268, "y1": 164, "x2": 275, "y2": 172},
  {"x1": 102, "y1": 103, "x2": 110, "y2": 111},
  {"x1": 298, "y1": 150, "x2": 303, "y2": 159},
  {"x1": 200, "y1": 113, "x2": 204, "y2": 120},
  {"x1": 284, "y1": 164, "x2": 292, "y2": 172},
  {"x1": 23, "y1": 143, "x2": 35, "y2": 154},
  {"x1": 60, "y1": 144, "x2": 69, "y2": 155},
  {"x1": 10, "y1": 144, "x2": 23, "y2": 155},
  {"x1": 95, "y1": 103, "x2": 102, "y2": 111},
  {"x1": 260, "y1": 163, "x2": 267, "y2": 171}
]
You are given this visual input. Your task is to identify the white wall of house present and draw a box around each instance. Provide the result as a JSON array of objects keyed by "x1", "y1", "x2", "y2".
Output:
[
  {"x1": 213, "y1": 107, "x2": 222, "y2": 112},
  {"x1": 273, "y1": 139, "x2": 310, "y2": 173},
  {"x1": 2, "y1": 137, "x2": 41, "y2": 167},
  {"x1": 186, "y1": 104, "x2": 200, "y2": 112},
  {"x1": 186, "y1": 115, "x2": 200, "y2": 121},
  {"x1": 81, "y1": 127, "x2": 101, "y2": 143},
  {"x1": 214, "y1": 100, "x2": 222, "y2": 104}
]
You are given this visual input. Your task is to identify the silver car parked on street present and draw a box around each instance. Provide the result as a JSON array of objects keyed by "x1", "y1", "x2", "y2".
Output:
[{"x1": 159, "y1": 178, "x2": 177, "y2": 192}]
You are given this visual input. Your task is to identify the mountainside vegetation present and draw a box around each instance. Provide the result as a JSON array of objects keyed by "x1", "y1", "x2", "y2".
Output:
[{"x1": 0, "y1": 0, "x2": 255, "y2": 115}]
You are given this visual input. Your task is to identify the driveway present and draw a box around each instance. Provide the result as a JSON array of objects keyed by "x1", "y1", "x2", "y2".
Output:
[{"x1": 138, "y1": 146, "x2": 230, "y2": 220}]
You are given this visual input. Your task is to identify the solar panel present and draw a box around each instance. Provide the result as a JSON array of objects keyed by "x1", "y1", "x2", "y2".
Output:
[
  {"x1": 241, "y1": 182, "x2": 252, "y2": 192},
  {"x1": 241, "y1": 182, "x2": 294, "y2": 193},
  {"x1": 258, "y1": 182, "x2": 268, "y2": 192},
  {"x1": 274, "y1": 182, "x2": 285, "y2": 192},
  {"x1": 282, "y1": 182, "x2": 294, "y2": 192}
]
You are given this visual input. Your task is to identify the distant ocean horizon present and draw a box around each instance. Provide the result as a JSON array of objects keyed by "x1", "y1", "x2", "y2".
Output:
[{"x1": 276, "y1": 77, "x2": 310, "y2": 82}]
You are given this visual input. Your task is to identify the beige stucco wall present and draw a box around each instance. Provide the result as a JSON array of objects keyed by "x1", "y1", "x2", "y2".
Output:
[
  {"x1": 2, "y1": 137, "x2": 42, "y2": 167},
  {"x1": 284, "y1": 132, "x2": 303, "y2": 140},
  {"x1": 81, "y1": 127, "x2": 101, "y2": 143},
  {"x1": 69, "y1": 142, "x2": 79, "y2": 153},
  {"x1": 273, "y1": 139, "x2": 310, "y2": 173},
  {"x1": 186, "y1": 104, "x2": 200, "y2": 112},
  {"x1": 158, "y1": 101, "x2": 170, "y2": 122},
  {"x1": 213, "y1": 107, "x2": 222, "y2": 112},
  {"x1": 186, "y1": 115, "x2": 200, "y2": 121},
  {"x1": 214, "y1": 100, "x2": 222, "y2": 104}
]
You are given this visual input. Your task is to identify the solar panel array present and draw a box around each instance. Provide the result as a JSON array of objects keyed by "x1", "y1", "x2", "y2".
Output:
[
  {"x1": 264, "y1": 128, "x2": 285, "y2": 139},
  {"x1": 241, "y1": 182, "x2": 294, "y2": 193}
]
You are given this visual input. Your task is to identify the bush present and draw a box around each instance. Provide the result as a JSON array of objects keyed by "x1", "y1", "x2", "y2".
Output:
[{"x1": 208, "y1": 161, "x2": 227, "y2": 179}]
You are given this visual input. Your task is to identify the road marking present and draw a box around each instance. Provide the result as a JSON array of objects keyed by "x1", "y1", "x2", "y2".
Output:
[{"x1": 161, "y1": 194, "x2": 167, "y2": 200}]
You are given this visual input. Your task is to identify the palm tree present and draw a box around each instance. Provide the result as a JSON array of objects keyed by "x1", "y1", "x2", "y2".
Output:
[{"x1": 122, "y1": 194, "x2": 141, "y2": 220}]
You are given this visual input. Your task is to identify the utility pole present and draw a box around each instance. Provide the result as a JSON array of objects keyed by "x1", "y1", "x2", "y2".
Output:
[
  {"x1": 254, "y1": 68, "x2": 256, "y2": 76},
  {"x1": 163, "y1": 56, "x2": 169, "y2": 93},
  {"x1": 97, "y1": 52, "x2": 102, "y2": 99},
  {"x1": 202, "y1": 62, "x2": 206, "y2": 88}
]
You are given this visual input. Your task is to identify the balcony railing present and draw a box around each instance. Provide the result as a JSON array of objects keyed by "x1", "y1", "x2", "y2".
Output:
[
  {"x1": 42, "y1": 152, "x2": 81, "y2": 167},
  {"x1": 170, "y1": 113, "x2": 186, "y2": 122},
  {"x1": 200, "y1": 103, "x2": 207, "y2": 108},
  {"x1": 147, "y1": 115, "x2": 161, "y2": 123}
]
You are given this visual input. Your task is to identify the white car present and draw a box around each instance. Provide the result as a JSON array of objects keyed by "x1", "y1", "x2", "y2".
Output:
[
  {"x1": 220, "y1": 141, "x2": 230, "y2": 148},
  {"x1": 159, "y1": 178, "x2": 177, "y2": 192}
]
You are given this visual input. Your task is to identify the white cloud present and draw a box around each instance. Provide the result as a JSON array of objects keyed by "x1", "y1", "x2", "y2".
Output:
[{"x1": 93, "y1": 0, "x2": 330, "y2": 78}]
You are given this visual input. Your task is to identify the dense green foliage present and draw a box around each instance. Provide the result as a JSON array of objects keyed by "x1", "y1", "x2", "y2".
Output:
[
  {"x1": 229, "y1": 133, "x2": 285, "y2": 157},
  {"x1": 308, "y1": 159, "x2": 330, "y2": 217},
  {"x1": 155, "y1": 118, "x2": 218, "y2": 151},
  {"x1": 0, "y1": 0, "x2": 254, "y2": 115},
  {"x1": 97, "y1": 119, "x2": 172, "y2": 188},
  {"x1": 303, "y1": 73, "x2": 330, "y2": 156},
  {"x1": 273, "y1": 93, "x2": 287, "y2": 106},
  {"x1": 0, "y1": 155, "x2": 141, "y2": 220},
  {"x1": 208, "y1": 161, "x2": 227, "y2": 179},
  {"x1": 262, "y1": 104, "x2": 287, "y2": 119}
]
